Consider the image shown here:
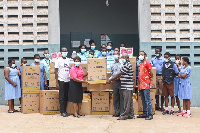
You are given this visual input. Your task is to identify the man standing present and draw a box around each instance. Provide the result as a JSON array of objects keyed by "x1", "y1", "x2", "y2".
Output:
[
  {"x1": 137, "y1": 51, "x2": 154, "y2": 120},
  {"x1": 107, "y1": 53, "x2": 134, "y2": 120},
  {"x1": 151, "y1": 47, "x2": 165, "y2": 111},
  {"x1": 55, "y1": 47, "x2": 70, "y2": 117},
  {"x1": 162, "y1": 52, "x2": 179, "y2": 115},
  {"x1": 41, "y1": 50, "x2": 52, "y2": 89},
  {"x1": 109, "y1": 51, "x2": 124, "y2": 117}
]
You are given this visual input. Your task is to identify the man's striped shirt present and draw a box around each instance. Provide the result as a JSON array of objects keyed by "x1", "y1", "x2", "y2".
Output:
[{"x1": 120, "y1": 61, "x2": 134, "y2": 90}]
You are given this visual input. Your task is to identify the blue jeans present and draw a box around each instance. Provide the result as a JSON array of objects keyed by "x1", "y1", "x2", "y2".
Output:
[{"x1": 139, "y1": 87, "x2": 152, "y2": 115}]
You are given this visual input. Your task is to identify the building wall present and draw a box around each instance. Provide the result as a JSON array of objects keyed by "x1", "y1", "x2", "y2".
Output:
[
  {"x1": 0, "y1": 0, "x2": 49, "y2": 45},
  {"x1": 139, "y1": 0, "x2": 200, "y2": 106}
]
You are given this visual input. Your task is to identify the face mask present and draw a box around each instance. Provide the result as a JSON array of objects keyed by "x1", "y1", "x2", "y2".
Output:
[
  {"x1": 114, "y1": 55, "x2": 119, "y2": 60},
  {"x1": 35, "y1": 59, "x2": 40, "y2": 63},
  {"x1": 45, "y1": 54, "x2": 51, "y2": 59},
  {"x1": 107, "y1": 46, "x2": 112, "y2": 50},
  {"x1": 155, "y1": 53, "x2": 160, "y2": 57},
  {"x1": 139, "y1": 55, "x2": 144, "y2": 61},
  {"x1": 89, "y1": 54, "x2": 94, "y2": 58},
  {"x1": 81, "y1": 49, "x2": 86, "y2": 53},
  {"x1": 74, "y1": 62, "x2": 81, "y2": 67},
  {"x1": 121, "y1": 59, "x2": 126, "y2": 63},
  {"x1": 62, "y1": 52, "x2": 68, "y2": 57},
  {"x1": 176, "y1": 60, "x2": 180, "y2": 64},
  {"x1": 11, "y1": 64, "x2": 15, "y2": 68},
  {"x1": 102, "y1": 52, "x2": 106, "y2": 56},
  {"x1": 23, "y1": 64, "x2": 27, "y2": 66},
  {"x1": 146, "y1": 57, "x2": 148, "y2": 60},
  {"x1": 165, "y1": 58, "x2": 169, "y2": 62},
  {"x1": 91, "y1": 46, "x2": 96, "y2": 50}
]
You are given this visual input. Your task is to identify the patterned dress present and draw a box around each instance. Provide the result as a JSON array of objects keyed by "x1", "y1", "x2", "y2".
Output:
[
  {"x1": 178, "y1": 66, "x2": 192, "y2": 99},
  {"x1": 5, "y1": 67, "x2": 21, "y2": 100}
]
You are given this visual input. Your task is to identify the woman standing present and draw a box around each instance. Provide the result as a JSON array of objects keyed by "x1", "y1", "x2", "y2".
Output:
[
  {"x1": 77, "y1": 44, "x2": 87, "y2": 61},
  {"x1": 4, "y1": 59, "x2": 21, "y2": 113},
  {"x1": 30, "y1": 54, "x2": 47, "y2": 90},
  {"x1": 177, "y1": 57, "x2": 192, "y2": 117},
  {"x1": 68, "y1": 56, "x2": 88, "y2": 118}
]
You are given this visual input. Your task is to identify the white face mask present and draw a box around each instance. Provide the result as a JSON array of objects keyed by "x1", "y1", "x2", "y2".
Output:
[
  {"x1": 23, "y1": 64, "x2": 27, "y2": 66},
  {"x1": 35, "y1": 59, "x2": 40, "y2": 63},
  {"x1": 139, "y1": 55, "x2": 144, "y2": 61},
  {"x1": 176, "y1": 60, "x2": 180, "y2": 64},
  {"x1": 11, "y1": 64, "x2": 15, "y2": 68}
]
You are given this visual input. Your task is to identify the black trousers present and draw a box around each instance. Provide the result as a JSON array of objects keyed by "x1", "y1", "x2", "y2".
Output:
[{"x1": 59, "y1": 81, "x2": 69, "y2": 113}]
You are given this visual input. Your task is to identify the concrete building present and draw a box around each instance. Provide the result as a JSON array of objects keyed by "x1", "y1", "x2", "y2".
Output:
[{"x1": 0, "y1": 0, "x2": 200, "y2": 106}]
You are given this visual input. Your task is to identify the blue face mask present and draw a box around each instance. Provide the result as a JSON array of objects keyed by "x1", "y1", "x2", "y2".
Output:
[
  {"x1": 155, "y1": 53, "x2": 161, "y2": 57},
  {"x1": 45, "y1": 54, "x2": 51, "y2": 59},
  {"x1": 74, "y1": 62, "x2": 81, "y2": 67},
  {"x1": 81, "y1": 49, "x2": 86, "y2": 53},
  {"x1": 114, "y1": 55, "x2": 119, "y2": 60},
  {"x1": 121, "y1": 59, "x2": 126, "y2": 63},
  {"x1": 102, "y1": 52, "x2": 106, "y2": 56},
  {"x1": 107, "y1": 46, "x2": 112, "y2": 50},
  {"x1": 165, "y1": 58, "x2": 169, "y2": 62},
  {"x1": 62, "y1": 52, "x2": 68, "y2": 57},
  {"x1": 91, "y1": 46, "x2": 96, "y2": 50}
]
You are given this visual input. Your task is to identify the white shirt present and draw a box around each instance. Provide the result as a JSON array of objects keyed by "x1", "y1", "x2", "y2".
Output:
[{"x1": 55, "y1": 57, "x2": 70, "y2": 82}]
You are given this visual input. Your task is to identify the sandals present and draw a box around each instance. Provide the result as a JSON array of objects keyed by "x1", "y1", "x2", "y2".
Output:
[
  {"x1": 78, "y1": 113, "x2": 85, "y2": 116},
  {"x1": 8, "y1": 111, "x2": 14, "y2": 113},
  {"x1": 13, "y1": 110, "x2": 20, "y2": 112},
  {"x1": 73, "y1": 114, "x2": 80, "y2": 118}
]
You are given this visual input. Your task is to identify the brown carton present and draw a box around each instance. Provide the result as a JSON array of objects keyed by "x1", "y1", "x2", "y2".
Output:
[
  {"x1": 40, "y1": 90, "x2": 60, "y2": 115},
  {"x1": 21, "y1": 91, "x2": 40, "y2": 114},
  {"x1": 67, "y1": 93, "x2": 91, "y2": 115},
  {"x1": 49, "y1": 67, "x2": 55, "y2": 74},
  {"x1": 109, "y1": 93, "x2": 138, "y2": 115},
  {"x1": 138, "y1": 91, "x2": 155, "y2": 115},
  {"x1": 129, "y1": 57, "x2": 137, "y2": 87},
  {"x1": 92, "y1": 92, "x2": 109, "y2": 113},
  {"x1": 151, "y1": 67, "x2": 156, "y2": 88},
  {"x1": 50, "y1": 62, "x2": 55, "y2": 68},
  {"x1": 49, "y1": 74, "x2": 56, "y2": 87},
  {"x1": 21, "y1": 66, "x2": 40, "y2": 90},
  {"x1": 88, "y1": 58, "x2": 107, "y2": 84}
]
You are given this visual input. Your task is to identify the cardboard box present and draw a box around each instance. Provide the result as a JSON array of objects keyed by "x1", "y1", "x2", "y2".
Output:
[
  {"x1": 66, "y1": 93, "x2": 91, "y2": 115},
  {"x1": 109, "y1": 93, "x2": 138, "y2": 115},
  {"x1": 21, "y1": 66, "x2": 40, "y2": 90},
  {"x1": 87, "y1": 74, "x2": 113, "y2": 91},
  {"x1": 133, "y1": 99, "x2": 138, "y2": 115},
  {"x1": 138, "y1": 91, "x2": 155, "y2": 115},
  {"x1": 21, "y1": 92, "x2": 40, "y2": 114},
  {"x1": 50, "y1": 62, "x2": 55, "y2": 68},
  {"x1": 88, "y1": 58, "x2": 107, "y2": 84},
  {"x1": 49, "y1": 67, "x2": 55, "y2": 74},
  {"x1": 40, "y1": 90, "x2": 60, "y2": 115},
  {"x1": 49, "y1": 74, "x2": 56, "y2": 87},
  {"x1": 151, "y1": 67, "x2": 156, "y2": 88},
  {"x1": 129, "y1": 57, "x2": 137, "y2": 87},
  {"x1": 92, "y1": 92, "x2": 109, "y2": 113}
]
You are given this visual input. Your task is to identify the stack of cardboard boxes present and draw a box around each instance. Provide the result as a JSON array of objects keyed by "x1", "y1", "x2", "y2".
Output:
[
  {"x1": 49, "y1": 62, "x2": 56, "y2": 87},
  {"x1": 21, "y1": 66, "x2": 40, "y2": 114}
]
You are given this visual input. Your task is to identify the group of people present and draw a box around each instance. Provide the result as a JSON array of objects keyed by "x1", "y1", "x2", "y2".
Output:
[{"x1": 4, "y1": 40, "x2": 192, "y2": 120}]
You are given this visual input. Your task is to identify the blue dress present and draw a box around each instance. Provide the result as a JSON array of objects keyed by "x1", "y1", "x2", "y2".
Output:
[
  {"x1": 178, "y1": 66, "x2": 192, "y2": 99},
  {"x1": 174, "y1": 65, "x2": 183, "y2": 96},
  {"x1": 5, "y1": 67, "x2": 21, "y2": 100},
  {"x1": 30, "y1": 63, "x2": 45, "y2": 90}
]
